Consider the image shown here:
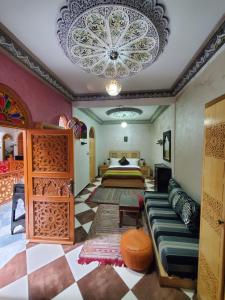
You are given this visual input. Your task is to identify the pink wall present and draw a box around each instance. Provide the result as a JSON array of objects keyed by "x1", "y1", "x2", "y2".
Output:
[{"x1": 0, "y1": 52, "x2": 72, "y2": 125}]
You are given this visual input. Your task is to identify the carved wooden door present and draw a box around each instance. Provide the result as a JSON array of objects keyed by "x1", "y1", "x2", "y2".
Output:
[
  {"x1": 24, "y1": 129, "x2": 74, "y2": 244},
  {"x1": 89, "y1": 138, "x2": 95, "y2": 182},
  {"x1": 197, "y1": 96, "x2": 225, "y2": 300}
]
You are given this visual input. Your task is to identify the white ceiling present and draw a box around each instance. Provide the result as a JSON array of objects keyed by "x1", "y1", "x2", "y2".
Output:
[
  {"x1": 0, "y1": 0, "x2": 225, "y2": 95},
  {"x1": 90, "y1": 105, "x2": 159, "y2": 121}
]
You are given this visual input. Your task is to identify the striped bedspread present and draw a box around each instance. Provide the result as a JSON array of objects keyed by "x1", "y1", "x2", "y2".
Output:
[{"x1": 102, "y1": 167, "x2": 145, "y2": 183}]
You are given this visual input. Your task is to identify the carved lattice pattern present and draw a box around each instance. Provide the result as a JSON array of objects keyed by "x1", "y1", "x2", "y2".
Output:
[
  {"x1": 33, "y1": 201, "x2": 70, "y2": 238},
  {"x1": 9, "y1": 160, "x2": 24, "y2": 172},
  {"x1": 202, "y1": 192, "x2": 223, "y2": 236},
  {"x1": 0, "y1": 171, "x2": 23, "y2": 204},
  {"x1": 198, "y1": 252, "x2": 218, "y2": 300},
  {"x1": 33, "y1": 178, "x2": 71, "y2": 196},
  {"x1": 32, "y1": 135, "x2": 68, "y2": 172},
  {"x1": 205, "y1": 122, "x2": 225, "y2": 159}
]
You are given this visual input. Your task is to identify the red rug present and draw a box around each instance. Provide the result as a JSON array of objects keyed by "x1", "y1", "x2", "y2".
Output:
[{"x1": 78, "y1": 234, "x2": 124, "y2": 266}]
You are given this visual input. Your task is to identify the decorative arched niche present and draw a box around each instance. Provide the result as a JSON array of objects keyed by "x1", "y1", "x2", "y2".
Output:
[
  {"x1": 80, "y1": 121, "x2": 87, "y2": 139},
  {"x1": 89, "y1": 127, "x2": 95, "y2": 139},
  {"x1": 67, "y1": 117, "x2": 87, "y2": 139},
  {"x1": 2, "y1": 133, "x2": 14, "y2": 160},
  {"x1": 0, "y1": 83, "x2": 32, "y2": 128}
]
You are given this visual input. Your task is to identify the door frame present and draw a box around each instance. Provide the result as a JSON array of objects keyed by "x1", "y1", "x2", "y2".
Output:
[{"x1": 89, "y1": 127, "x2": 96, "y2": 182}]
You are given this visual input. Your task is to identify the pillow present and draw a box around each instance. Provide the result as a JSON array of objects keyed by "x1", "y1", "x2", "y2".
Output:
[
  {"x1": 171, "y1": 189, "x2": 184, "y2": 210},
  {"x1": 168, "y1": 178, "x2": 181, "y2": 193},
  {"x1": 119, "y1": 156, "x2": 130, "y2": 166},
  {"x1": 110, "y1": 158, "x2": 120, "y2": 166},
  {"x1": 126, "y1": 158, "x2": 139, "y2": 166},
  {"x1": 168, "y1": 187, "x2": 183, "y2": 205},
  {"x1": 175, "y1": 192, "x2": 200, "y2": 235}
]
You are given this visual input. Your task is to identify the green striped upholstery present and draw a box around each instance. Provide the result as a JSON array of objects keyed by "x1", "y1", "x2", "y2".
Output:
[
  {"x1": 144, "y1": 179, "x2": 199, "y2": 279},
  {"x1": 148, "y1": 207, "x2": 179, "y2": 224},
  {"x1": 145, "y1": 191, "x2": 168, "y2": 201},
  {"x1": 151, "y1": 219, "x2": 196, "y2": 242},
  {"x1": 157, "y1": 235, "x2": 199, "y2": 279},
  {"x1": 145, "y1": 199, "x2": 171, "y2": 210}
]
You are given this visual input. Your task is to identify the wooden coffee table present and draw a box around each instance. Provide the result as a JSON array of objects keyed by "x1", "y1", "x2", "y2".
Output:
[{"x1": 119, "y1": 196, "x2": 140, "y2": 228}]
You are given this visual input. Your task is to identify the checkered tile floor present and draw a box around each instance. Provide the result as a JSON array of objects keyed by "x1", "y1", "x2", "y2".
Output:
[{"x1": 0, "y1": 178, "x2": 194, "y2": 300}]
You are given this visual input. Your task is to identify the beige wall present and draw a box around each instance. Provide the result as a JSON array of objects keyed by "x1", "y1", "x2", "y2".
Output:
[
  {"x1": 73, "y1": 108, "x2": 101, "y2": 196},
  {"x1": 99, "y1": 123, "x2": 152, "y2": 167},
  {"x1": 149, "y1": 105, "x2": 175, "y2": 175},
  {"x1": 175, "y1": 48, "x2": 225, "y2": 201}
]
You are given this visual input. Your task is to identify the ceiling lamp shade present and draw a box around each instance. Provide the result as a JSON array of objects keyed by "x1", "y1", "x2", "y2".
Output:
[
  {"x1": 57, "y1": 0, "x2": 169, "y2": 79},
  {"x1": 105, "y1": 80, "x2": 122, "y2": 96}
]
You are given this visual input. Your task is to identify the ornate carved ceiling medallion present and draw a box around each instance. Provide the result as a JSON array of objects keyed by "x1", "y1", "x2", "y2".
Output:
[
  {"x1": 57, "y1": 0, "x2": 169, "y2": 79},
  {"x1": 106, "y1": 107, "x2": 143, "y2": 119}
]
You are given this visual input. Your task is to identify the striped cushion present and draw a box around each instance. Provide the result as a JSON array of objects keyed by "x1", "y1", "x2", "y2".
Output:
[
  {"x1": 145, "y1": 199, "x2": 171, "y2": 211},
  {"x1": 168, "y1": 187, "x2": 183, "y2": 206},
  {"x1": 148, "y1": 207, "x2": 179, "y2": 225},
  {"x1": 145, "y1": 191, "x2": 168, "y2": 201},
  {"x1": 151, "y1": 219, "x2": 196, "y2": 242},
  {"x1": 158, "y1": 235, "x2": 199, "y2": 279}
]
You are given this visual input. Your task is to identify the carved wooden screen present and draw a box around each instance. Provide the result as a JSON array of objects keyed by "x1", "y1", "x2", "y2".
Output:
[
  {"x1": 197, "y1": 95, "x2": 225, "y2": 300},
  {"x1": 24, "y1": 129, "x2": 74, "y2": 244}
]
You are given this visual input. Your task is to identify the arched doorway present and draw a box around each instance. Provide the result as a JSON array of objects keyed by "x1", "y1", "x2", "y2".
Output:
[
  {"x1": 0, "y1": 83, "x2": 32, "y2": 205},
  {"x1": 2, "y1": 133, "x2": 14, "y2": 160},
  {"x1": 89, "y1": 127, "x2": 96, "y2": 182}
]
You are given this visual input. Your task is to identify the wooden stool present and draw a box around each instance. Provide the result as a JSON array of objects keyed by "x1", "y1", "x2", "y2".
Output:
[{"x1": 120, "y1": 229, "x2": 153, "y2": 272}]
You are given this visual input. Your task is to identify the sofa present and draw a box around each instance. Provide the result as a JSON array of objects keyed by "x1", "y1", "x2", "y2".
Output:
[{"x1": 144, "y1": 178, "x2": 200, "y2": 281}]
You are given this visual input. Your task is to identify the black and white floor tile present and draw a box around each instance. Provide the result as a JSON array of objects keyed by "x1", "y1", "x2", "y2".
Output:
[{"x1": 0, "y1": 177, "x2": 195, "y2": 299}]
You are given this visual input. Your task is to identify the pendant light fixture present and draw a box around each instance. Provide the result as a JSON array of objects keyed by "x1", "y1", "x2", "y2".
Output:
[{"x1": 105, "y1": 80, "x2": 122, "y2": 96}]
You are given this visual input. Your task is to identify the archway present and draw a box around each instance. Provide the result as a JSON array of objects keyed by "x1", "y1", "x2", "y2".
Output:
[
  {"x1": 89, "y1": 127, "x2": 96, "y2": 182},
  {"x1": 2, "y1": 133, "x2": 13, "y2": 160},
  {"x1": 0, "y1": 83, "x2": 33, "y2": 128},
  {"x1": 0, "y1": 83, "x2": 32, "y2": 206}
]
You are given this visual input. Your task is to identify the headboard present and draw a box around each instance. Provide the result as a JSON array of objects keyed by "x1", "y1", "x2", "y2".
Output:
[{"x1": 109, "y1": 151, "x2": 140, "y2": 159}]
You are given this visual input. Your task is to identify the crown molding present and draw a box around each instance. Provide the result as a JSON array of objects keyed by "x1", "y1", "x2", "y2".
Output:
[
  {"x1": 78, "y1": 108, "x2": 103, "y2": 124},
  {"x1": 78, "y1": 105, "x2": 169, "y2": 125},
  {"x1": 149, "y1": 105, "x2": 169, "y2": 124},
  {"x1": 0, "y1": 15, "x2": 225, "y2": 102},
  {"x1": 73, "y1": 89, "x2": 172, "y2": 101},
  {"x1": 171, "y1": 14, "x2": 225, "y2": 96}
]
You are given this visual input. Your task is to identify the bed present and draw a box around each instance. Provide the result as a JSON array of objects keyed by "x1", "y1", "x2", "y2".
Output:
[{"x1": 101, "y1": 151, "x2": 145, "y2": 189}]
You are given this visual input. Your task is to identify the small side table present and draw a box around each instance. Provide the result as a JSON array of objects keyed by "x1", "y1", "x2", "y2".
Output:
[
  {"x1": 98, "y1": 165, "x2": 109, "y2": 176},
  {"x1": 119, "y1": 196, "x2": 140, "y2": 228},
  {"x1": 140, "y1": 165, "x2": 150, "y2": 177}
]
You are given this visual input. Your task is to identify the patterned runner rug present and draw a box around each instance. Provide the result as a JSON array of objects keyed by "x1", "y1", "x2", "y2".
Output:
[
  {"x1": 86, "y1": 187, "x2": 144, "y2": 204},
  {"x1": 78, "y1": 204, "x2": 141, "y2": 266}
]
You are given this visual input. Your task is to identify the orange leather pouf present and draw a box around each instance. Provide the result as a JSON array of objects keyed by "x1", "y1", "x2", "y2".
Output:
[{"x1": 120, "y1": 229, "x2": 153, "y2": 272}]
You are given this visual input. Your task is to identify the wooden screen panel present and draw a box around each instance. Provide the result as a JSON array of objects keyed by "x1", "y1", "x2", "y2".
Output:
[
  {"x1": 109, "y1": 151, "x2": 140, "y2": 159},
  {"x1": 197, "y1": 96, "x2": 225, "y2": 300},
  {"x1": 25, "y1": 129, "x2": 74, "y2": 244}
]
